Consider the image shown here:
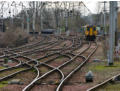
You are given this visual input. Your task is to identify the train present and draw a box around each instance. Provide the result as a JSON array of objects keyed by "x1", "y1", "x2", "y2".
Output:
[{"x1": 85, "y1": 25, "x2": 98, "y2": 41}]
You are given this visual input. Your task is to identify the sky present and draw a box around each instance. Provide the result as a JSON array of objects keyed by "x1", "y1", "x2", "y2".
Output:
[
  {"x1": 0, "y1": 1, "x2": 102, "y2": 18},
  {"x1": 84, "y1": 1, "x2": 98, "y2": 13}
]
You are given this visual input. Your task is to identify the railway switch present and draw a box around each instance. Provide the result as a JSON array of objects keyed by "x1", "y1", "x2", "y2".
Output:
[{"x1": 85, "y1": 71, "x2": 93, "y2": 82}]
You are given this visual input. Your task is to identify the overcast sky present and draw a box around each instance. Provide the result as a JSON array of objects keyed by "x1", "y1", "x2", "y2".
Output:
[
  {"x1": 84, "y1": 1, "x2": 98, "y2": 13},
  {"x1": 0, "y1": 1, "x2": 103, "y2": 18}
]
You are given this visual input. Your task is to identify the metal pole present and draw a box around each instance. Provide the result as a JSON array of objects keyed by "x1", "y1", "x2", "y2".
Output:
[
  {"x1": 54, "y1": 2, "x2": 59, "y2": 29},
  {"x1": 103, "y1": 1, "x2": 106, "y2": 35},
  {"x1": 100, "y1": 12, "x2": 104, "y2": 35},
  {"x1": 1, "y1": 4, "x2": 4, "y2": 32},
  {"x1": 108, "y1": 1, "x2": 117, "y2": 65},
  {"x1": 65, "y1": 10, "x2": 68, "y2": 32},
  {"x1": 32, "y1": 1, "x2": 36, "y2": 33},
  {"x1": 100, "y1": 12, "x2": 103, "y2": 26},
  {"x1": 40, "y1": 3, "x2": 44, "y2": 31},
  {"x1": 21, "y1": 4, "x2": 24, "y2": 31},
  {"x1": 65, "y1": 2, "x2": 68, "y2": 32},
  {"x1": 22, "y1": 14, "x2": 24, "y2": 31},
  {"x1": 26, "y1": 10, "x2": 29, "y2": 33}
]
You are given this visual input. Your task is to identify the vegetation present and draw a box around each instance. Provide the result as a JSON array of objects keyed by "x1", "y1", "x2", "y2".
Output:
[
  {"x1": 0, "y1": 66, "x2": 6, "y2": 70},
  {"x1": 88, "y1": 61, "x2": 120, "y2": 71},
  {"x1": 98, "y1": 83, "x2": 120, "y2": 91},
  {"x1": 0, "y1": 28, "x2": 29, "y2": 48},
  {"x1": 0, "y1": 81, "x2": 8, "y2": 88},
  {"x1": 0, "y1": 68, "x2": 25, "y2": 78},
  {"x1": 4, "y1": 58, "x2": 8, "y2": 64},
  {"x1": 3, "y1": 2, "x2": 89, "y2": 32}
]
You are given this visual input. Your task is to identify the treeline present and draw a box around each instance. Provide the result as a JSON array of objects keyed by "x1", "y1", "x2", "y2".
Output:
[{"x1": 4, "y1": 2, "x2": 91, "y2": 32}]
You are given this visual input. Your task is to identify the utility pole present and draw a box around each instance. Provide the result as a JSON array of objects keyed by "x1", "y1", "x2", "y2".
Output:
[
  {"x1": 11, "y1": 1, "x2": 16, "y2": 28},
  {"x1": 54, "y1": 2, "x2": 59, "y2": 29},
  {"x1": 32, "y1": 1, "x2": 36, "y2": 34},
  {"x1": 65, "y1": 10, "x2": 68, "y2": 32},
  {"x1": 1, "y1": 3, "x2": 4, "y2": 32},
  {"x1": 103, "y1": 1, "x2": 107, "y2": 35},
  {"x1": 108, "y1": 1, "x2": 117, "y2": 65},
  {"x1": 26, "y1": 10, "x2": 30, "y2": 33},
  {"x1": 100, "y1": 12, "x2": 104, "y2": 35},
  {"x1": 100, "y1": 1, "x2": 107, "y2": 35},
  {"x1": 22, "y1": 14, "x2": 24, "y2": 31},
  {"x1": 101, "y1": 12, "x2": 103, "y2": 25},
  {"x1": 40, "y1": 2, "x2": 45, "y2": 31},
  {"x1": 64, "y1": 2, "x2": 68, "y2": 32},
  {"x1": 40, "y1": 7, "x2": 43, "y2": 31},
  {"x1": 20, "y1": 2, "x2": 24, "y2": 31}
]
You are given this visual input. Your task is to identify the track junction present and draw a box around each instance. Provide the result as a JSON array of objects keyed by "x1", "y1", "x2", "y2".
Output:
[{"x1": 0, "y1": 34, "x2": 98, "y2": 91}]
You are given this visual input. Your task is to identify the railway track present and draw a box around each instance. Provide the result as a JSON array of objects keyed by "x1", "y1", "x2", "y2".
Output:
[
  {"x1": 6, "y1": 35, "x2": 54, "y2": 52},
  {"x1": 0, "y1": 38, "x2": 74, "y2": 87},
  {"x1": 87, "y1": 73, "x2": 120, "y2": 91},
  {"x1": 0, "y1": 34, "x2": 79, "y2": 59},
  {"x1": 0, "y1": 35, "x2": 58, "y2": 57},
  {"x1": 0, "y1": 52, "x2": 71, "y2": 91},
  {"x1": 0, "y1": 36, "x2": 78, "y2": 90},
  {"x1": 21, "y1": 42, "x2": 97, "y2": 91},
  {"x1": 0, "y1": 34, "x2": 98, "y2": 91},
  {"x1": 2, "y1": 36, "x2": 73, "y2": 59},
  {"x1": 1, "y1": 36, "x2": 75, "y2": 62},
  {"x1": 57, "y1": 42, "x2": 97, "y2": 91},
  {"x1": 0, "y1": 36, "x2": 45, "y2": 56},
  {"x1": 3, "y1": 40, "x2": 58, "y2": 57}
]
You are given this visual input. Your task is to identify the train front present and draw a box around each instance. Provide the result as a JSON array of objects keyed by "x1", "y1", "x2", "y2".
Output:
[{"x1": 85, "y1": 25, "x2": 97, "y2": 41}]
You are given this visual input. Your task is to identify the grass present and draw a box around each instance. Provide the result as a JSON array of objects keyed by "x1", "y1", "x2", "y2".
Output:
[
  {"x1": 0, "y1": 81, "x2": 8, "y2": 88},
  {"x1": 88, "y1": 61, "x2": 120, "y2": 72},
  {"x1": 53, "y1": 56, "x2": 69, "y2": 63},
  {"x1": 0, "y1": 66, "x2": 6, "y2": 70},
  {"x1": 14, "y1": 68, "x2": 25, "y2": 71},
  {"x1": 91, "y1": 61, "x2": 120, "y2": 91},
  {"x1": 39, "y1": 66, "x2": 50, "y2": 74},
  {"x1": 0, "y1": 67, "x2": 25, "y2": 78},
  {"x1": 98, "y1": 83, "x2": 120, "y2": 91},
  {"x1": 84, "y1": 60, "x2": 120, "y2": 90},
  {"x1": 58, "y1": 56, "x2": 65, "y2": 59},
  {"x1": 30, "y1": 69, "x2": 36, "y2": 73}
]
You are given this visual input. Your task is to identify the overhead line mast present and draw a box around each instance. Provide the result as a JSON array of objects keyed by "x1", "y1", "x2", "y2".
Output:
[{"x1": 108, "y1": 1, "x2": 118, "y2": 66}]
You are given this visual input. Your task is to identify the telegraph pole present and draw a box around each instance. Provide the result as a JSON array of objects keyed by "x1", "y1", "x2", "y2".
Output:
[
  {"x1": 108, "y1": 1, "x2": 117, "y2": 65},
  {"x1": 40, "y1": 2, "x2": 45, "y2": 31},
  {"x1": 26, "y1": 10, "x2": 30, "y2": 33},
  {"x1": 64, "y1": 2, "x2": 68, "y2": 32},
  {"x1": 65, "y1": 10, "x2": 68, "y2": 32},
  {"x1": 1, "y1": 3, "x2": 4, "y2": 32},
  {"x1": 103, "y1": 1, "x2": 107, "y2": 35},
  {"x1": 20, "y1": 2, "x2": 24, "y2": 31},
  {"x1": 40, "y1": 8, "x2": 43, "y2": 31},
  {"x1": 100, "y1": 12, "x2": 103, "y2": 25},
  {"x1": 100, "y1": 1, "x2": 107, "y2": 35},
  {"x1": 54, "y1": 2, "x2": 59, "y2": 29},
  {"x1": 32, "y1": 1, "x2": 36, "y2": 34}
]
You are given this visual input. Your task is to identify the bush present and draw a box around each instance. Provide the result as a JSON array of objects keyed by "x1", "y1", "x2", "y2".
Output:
[{"x1": 0, "y1": 28, "x2": 29, "y2": 48}]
